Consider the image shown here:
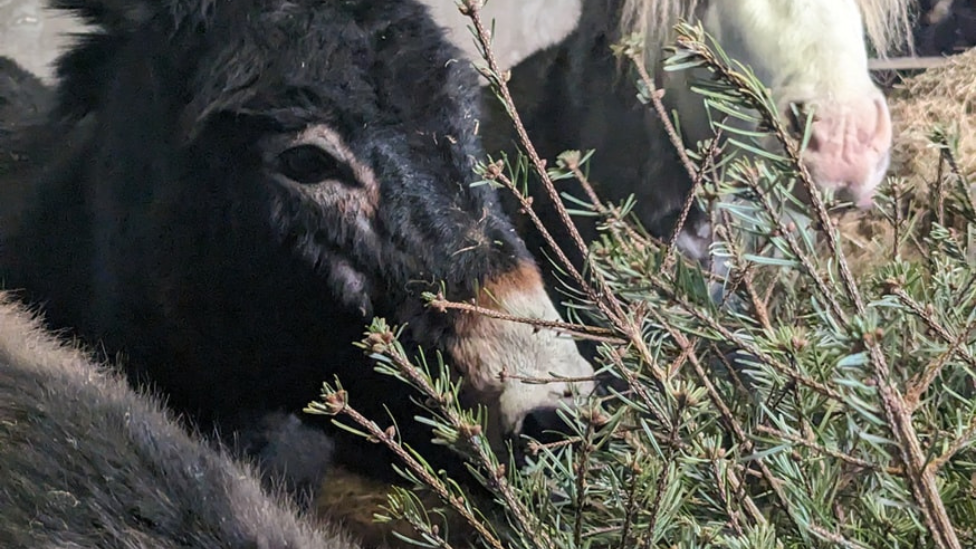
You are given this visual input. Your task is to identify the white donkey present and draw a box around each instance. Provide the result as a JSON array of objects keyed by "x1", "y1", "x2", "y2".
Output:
[{"x1": 485, "y1": 0, "x2": 912, "y2": 267}]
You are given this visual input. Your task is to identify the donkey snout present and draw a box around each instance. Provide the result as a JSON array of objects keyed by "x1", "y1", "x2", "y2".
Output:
[
  {"x1": 509, "y1": 398, "x2": 580, "y2": 468},
  {"x1": 794, "y1": 94, "x2": 893, "y2": 209},
  {"x1": 520, "y1": 405, "x2": 573, "y2": 445}
]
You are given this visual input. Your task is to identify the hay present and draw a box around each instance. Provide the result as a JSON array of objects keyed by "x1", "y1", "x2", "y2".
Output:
[
  {"x1": 316, "y1": 467, "x2": 475, "y2": 549},
  {"x1": 836, "y1": 47, "x2": 976, "y2": 275},
  {"x1": 887, "y1": 48, "x2": 976, "y2": 187},
  {"x1": 315, "y1": 467, "x2": 406, "y2": 548}
]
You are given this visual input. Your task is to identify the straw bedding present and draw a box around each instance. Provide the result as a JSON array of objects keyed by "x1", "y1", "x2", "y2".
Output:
[{"x1": 836, "y1": 47, "x2": 976, "y2": 273}]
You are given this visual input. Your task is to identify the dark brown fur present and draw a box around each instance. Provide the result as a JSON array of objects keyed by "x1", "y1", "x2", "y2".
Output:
[{"x1": 0, "y1": 291, "x2": 360, "y2": 548}]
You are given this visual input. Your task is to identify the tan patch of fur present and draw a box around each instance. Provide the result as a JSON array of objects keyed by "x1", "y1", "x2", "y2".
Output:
[
  {"x1": 477, "y1": 261, "x2": 547, "y2": 310},
  {"x1": 450, "y1": 261, "x2": 544, "y2": 389},
  {"x1": 445, "y1": 260, "x2": 595, "y2": 444}
]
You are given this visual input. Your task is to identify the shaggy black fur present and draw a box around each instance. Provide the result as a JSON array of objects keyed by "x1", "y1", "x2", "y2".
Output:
[
  {"x1": 916, "y1": 0, "x2": 976, "y2": 55},
  {"x1": 0, "y1": 56, "x2": 51, "y2": 130},
  {"x1": 0, "y1": 292, "x2": 359, "y2": 548},
  {"x1": 0, "y1": 56, "x2": 52, "y2": 176},
  {"x1": 482, "y1": 0, "x2": 709, "y2": 294},
  {"x1": 0, "y1": 0, "x2": 543, "y2": 483}
]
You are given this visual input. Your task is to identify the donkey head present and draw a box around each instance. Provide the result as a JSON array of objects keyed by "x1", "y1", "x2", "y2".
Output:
[
  {"x1": 684, "y1": 0, "x2": 896, "y2": 209},
  {"x1": 50, "y1": 0, "x2": 594, "y2": 452}
]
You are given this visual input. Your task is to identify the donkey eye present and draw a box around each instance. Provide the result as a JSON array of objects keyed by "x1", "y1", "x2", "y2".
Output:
[{"x1": 277, "y1": 144, "x2": 345, "y2": 184}]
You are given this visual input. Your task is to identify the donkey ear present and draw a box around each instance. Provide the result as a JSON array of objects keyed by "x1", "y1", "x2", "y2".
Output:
[
  {"x1": 51, "y1": 0, "x2": 219, "y2": 34},
  {"x1": 51, "y1": 0, "x2": 155, "y2": 33},
  {"x1": 48, "y1": 0, "x2": 156, "y2": 121}
]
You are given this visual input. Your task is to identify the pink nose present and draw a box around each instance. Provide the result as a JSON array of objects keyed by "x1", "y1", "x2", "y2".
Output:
[{"x1": 797, "y1": 95, "x2": 893, "y2": 209}]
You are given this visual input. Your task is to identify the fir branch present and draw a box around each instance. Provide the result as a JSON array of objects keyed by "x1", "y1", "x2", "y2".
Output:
[
  {"x1": 867, "y1": 348, "x2": 962, "y2": 549},
  {"x1": 559, "y1": 151, "x2": 609, "y2": 216},
  {"x1": 461, "y1": 0, "x2": 630, "y2": 331},
  {"x1": 616, "y1": 37, "x2": 726, "y2": 274},
  {"x1": 605, "y1": 345, "x2": 673, "y2": 433},
  {"x1": 324, "y1": 8, "x2": 976, "y2": 549},
  {"x1": 480, "y1": 161, "x2": 625, "y2": 327},
  {"x1": 614, "y1": 34, "x2": 699, "y2": 182},
  {"x1": 363, "y1": 330, "x2": 556, "y2": 549},
  {"x1": 906, "y1": 313, "x2": 976, "y2": 410},
  {"x1": 806, "y1": 524, "x2": 872, "y2": 549},
  {"x1": 305, "y1": 390, "x2": 507, "y2": 549},
  {"x1": 618, "y1": 448, "x2": 655, "y2": 549},
  {"x1": 754, "y1": 424, "x2": 903, "y2": 475},
  {"x1": 665, "y1": 131, "x2": 724, "y2": 274},
  {"x1": 929, "y1": 415, "x2": 976, "y2": 472},
  {"x1": 889, "y1": 284, "x2": 976, "y2": 373},
  {"x1": 931, "y1": 128, "x2": 976, "y2": 218},
  {"x1": 499, "y1": 372, "x2": 601, "y2": 385},
  {"x1": 643, "y1": 308, "x2": 769, "y2": 527},
  {"x1": 559, "y1": 152, "x2": 667, "y2": 262},
  {"x1": 644, "y1": 272, "x2": 849, "y2": 404},
  {"x1": 710, "y1": 457, "x2": 746, "y2": 538},
  {"x1": 673, "y1": 23, "x2": 867, "y2": 317},
  {"x1": 729, "y1": 163, "x2": 850, "y2": 325},
  {"x1": 663, "y1": 32, "x2": 963, "y2": 545},
  {"x1": 571, "y1": 421, "x2": 597, "y2": 547},
  {"x1": 715, "y1": 208, "x2": 773, "y2": 331}
]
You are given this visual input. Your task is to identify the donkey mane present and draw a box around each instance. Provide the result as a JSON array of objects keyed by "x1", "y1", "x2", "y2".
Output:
[{"x1": 620, "y1": 0, "x2": 915, "y2": 68}]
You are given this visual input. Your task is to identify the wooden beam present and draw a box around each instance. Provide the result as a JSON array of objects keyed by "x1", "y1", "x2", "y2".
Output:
[{"x1": 868, "y1": 56, "x2": 951, "y2": 71}]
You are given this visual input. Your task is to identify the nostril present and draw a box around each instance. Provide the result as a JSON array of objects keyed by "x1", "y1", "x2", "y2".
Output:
[{"x1": 521, "y1": 407, "x2": 572, "y2": 446}]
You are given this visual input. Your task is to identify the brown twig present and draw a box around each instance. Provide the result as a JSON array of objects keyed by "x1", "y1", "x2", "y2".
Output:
[
  {"x1": 500, "y1": 372, "x2": 601, "y2": 385},
  {"x1": 482, "y1": 162, "x2": 626, "y2": 327},
  {"x1": 715, "y1": 207, "x2": 773, "y2": 331},
  {"x1": 429, "y1": 293, "x2": 625, "y2": 344},
  {"x1": 867, "y1": 349, "x2": 961, "y2": 549},
  {"x1": 665, "y1": 131, "x2": 724, "y2": 273},
  {"x1": 806, "y1": 523, "x2": 873, "y2": 549},
  {"x1": 928, "y1": 416, "x2": 976, "y2": 473},
  {"x1": 621, "y1": 45, "x2": 699, "y2": 182},
  {"x1": 620, "y1": 43, "x2": 725, "y2": 274}
]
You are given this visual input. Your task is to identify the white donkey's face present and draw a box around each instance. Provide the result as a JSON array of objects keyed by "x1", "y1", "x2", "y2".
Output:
[{"x1": 681, "y1": 0, "x2": 893, "y2": 209}]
